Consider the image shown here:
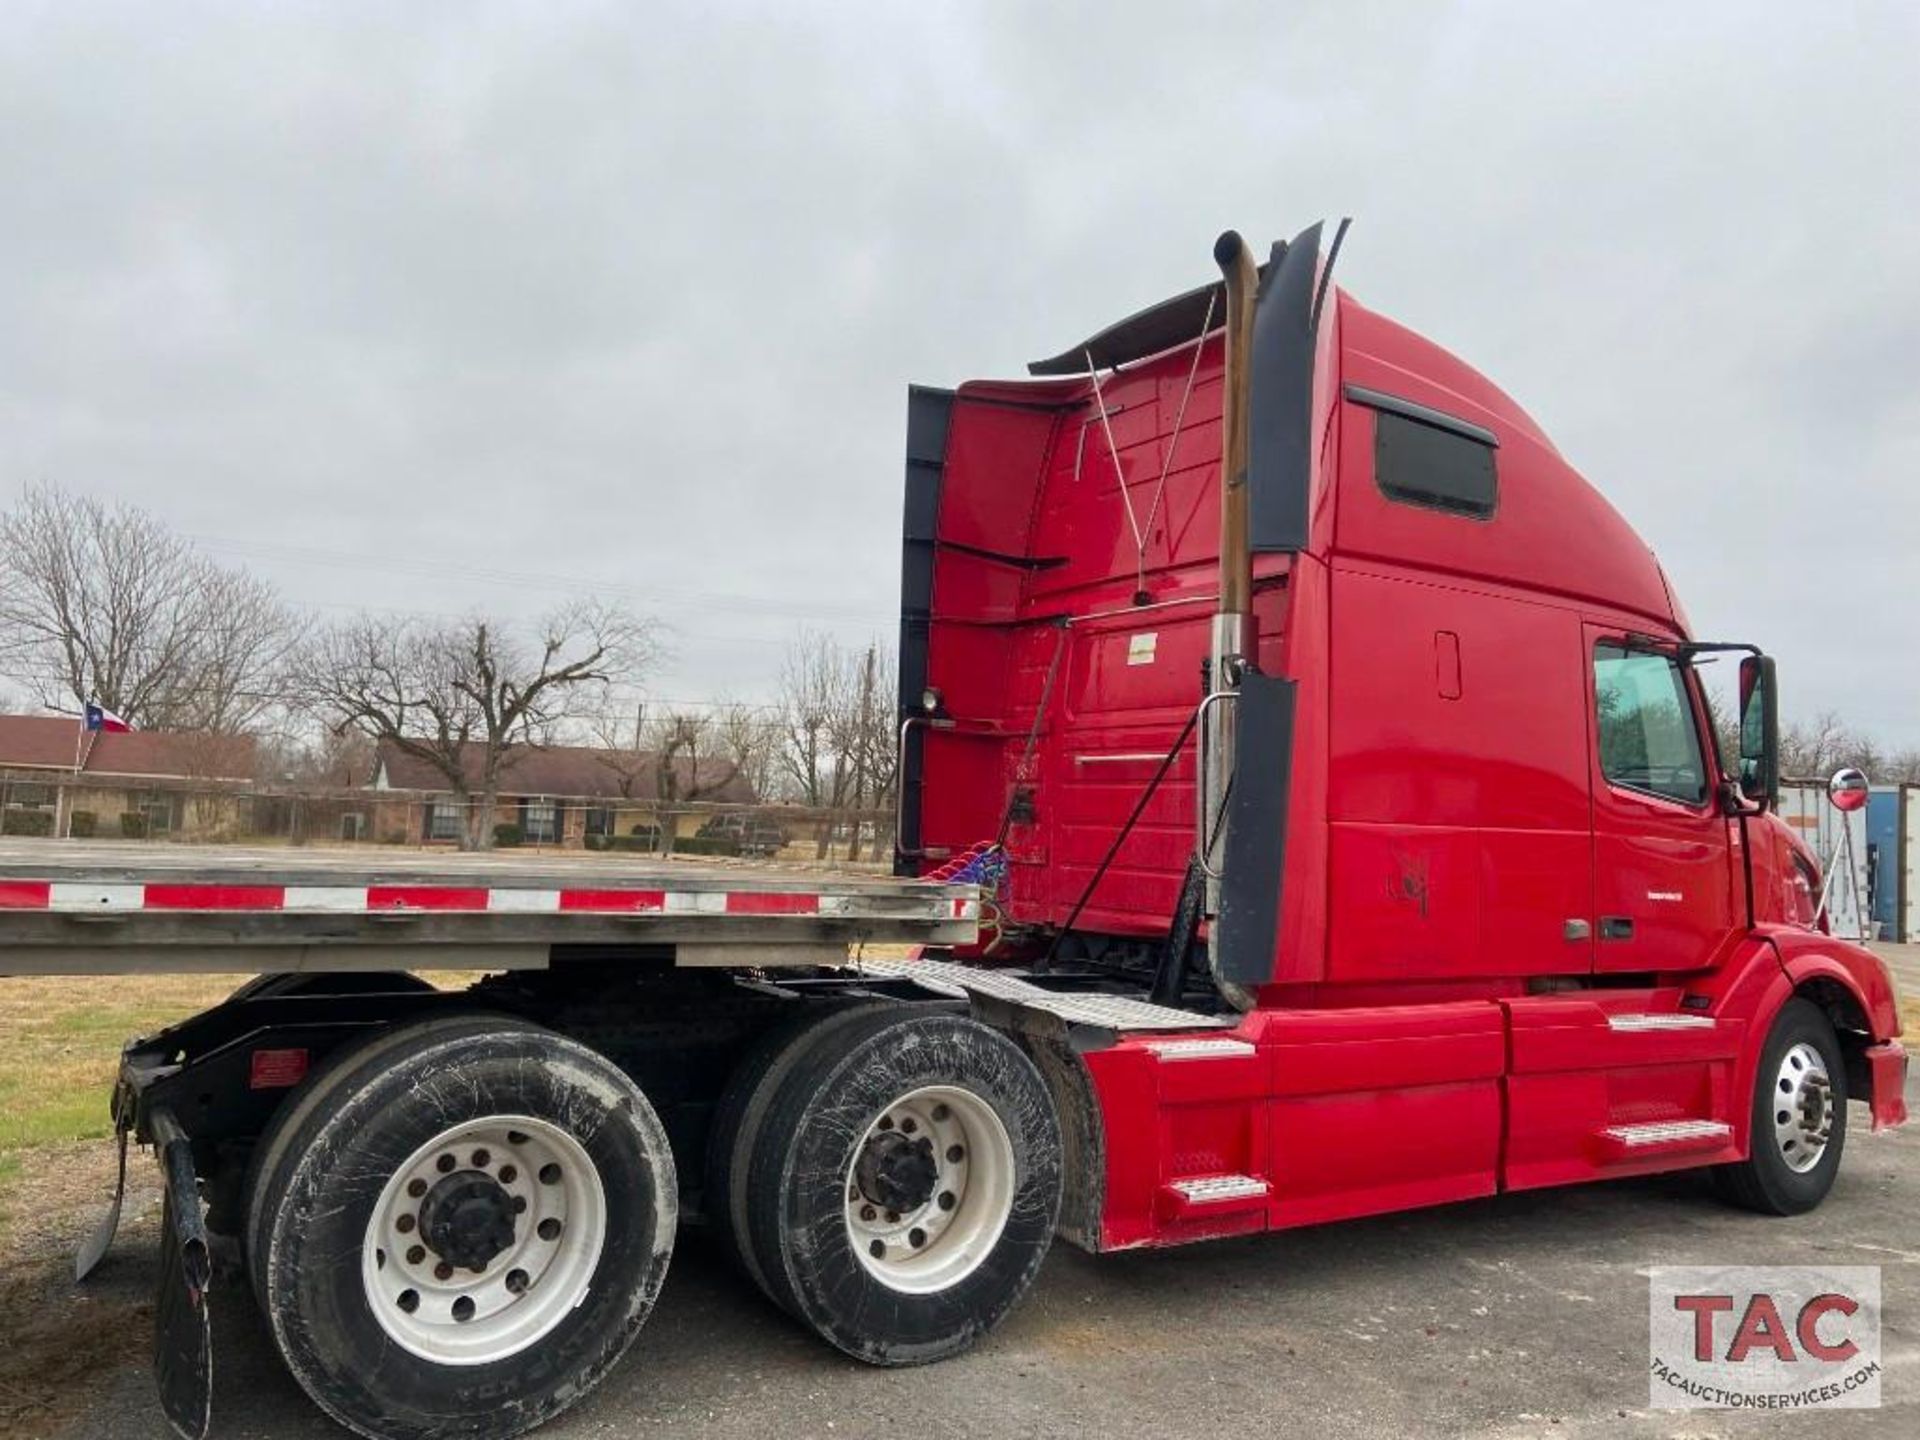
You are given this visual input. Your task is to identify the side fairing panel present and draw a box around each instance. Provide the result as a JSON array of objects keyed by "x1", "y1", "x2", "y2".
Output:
[{"x1": 1324, "y1": 562, "x2": 1594, "y2": 981}]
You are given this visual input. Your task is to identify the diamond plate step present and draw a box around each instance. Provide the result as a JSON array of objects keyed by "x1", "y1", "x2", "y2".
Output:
[
  {"x1": 1159, "y1": 1173, "x2": 1272, "y2": 1219},
  {"x1": 1596, "y1": 1118, "x2": 1732, "y2": 1160},
  {"x1": 855, "y1": 957, "x2": 1234, "y2": 1033}
]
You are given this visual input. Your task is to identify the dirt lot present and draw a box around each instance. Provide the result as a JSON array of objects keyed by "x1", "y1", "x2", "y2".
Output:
[{"x1": 1, "y1": 959, "x2": 1916, "y2": 1440}]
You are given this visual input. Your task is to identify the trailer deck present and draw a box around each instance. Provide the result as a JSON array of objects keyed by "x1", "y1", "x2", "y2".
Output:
[{"x1": 0, "y1": 840, "x2": 980, "y2": 974}]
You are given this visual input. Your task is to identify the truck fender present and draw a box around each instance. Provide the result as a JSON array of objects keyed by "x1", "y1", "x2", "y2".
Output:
[{"x1": 1728, "y1": 928, "x2": 1907, "y2": 1136}]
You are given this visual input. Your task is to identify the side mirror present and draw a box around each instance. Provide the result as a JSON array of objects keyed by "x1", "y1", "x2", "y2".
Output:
[
  {"x1": 1736, "y1": 654, "x2": 1778, "y2": 809},
  {"x1": 1829, "y1": 767, "x2": 1870, "y2": 813}
]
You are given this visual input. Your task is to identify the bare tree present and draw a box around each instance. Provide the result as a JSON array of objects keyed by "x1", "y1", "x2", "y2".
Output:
[
  {"x1": 584, "y1": 699, "x2": 654, "y2": 804},
  {"x1": 295, "y1": 600, "x2": 657, "y2": 849},
  {"x1": 645, "y1": 710, "x2": 739, "y2": 856},
  {"x1": 1779, "y1": 710, "x2": 1884, "y2": 781},
  {"x1": 775, "y1": 631, "x2": 897, "y2": 859},
  {"x1": 0, "y1": 484, "x2": 299, "y2": 731},
  {"x1": 714, "y1": 700, "x2": 780, "y2": 804},
  {"x1": 777, "y1": 632, "x2": 855, "y2": 855}
]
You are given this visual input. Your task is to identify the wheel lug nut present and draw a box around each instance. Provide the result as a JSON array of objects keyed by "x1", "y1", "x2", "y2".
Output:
[
  {"x1": 406, "y1": 1245, "x2": 426, "y2": 1265},
  {"x1": 878, "y1": 1116, "x2": 894, "y2": 1131},
  {"x1": 946, "y1": 1145, "x2": 965, "y2": 1163},
  {"x1": 506, "y1": 1268, "x2": 530, "y2": 1295},
  {"x1": 451, "y1": 1296, "x2": 475, "y2": 1323},
  {"x1": 861, "y1": 1205, "x2": 877, "y2": 1222},
  {"x1": 396, "y1": 1214, "x2": 416, "y2": 1234},
  {"x1": 512, "y1": 1196, "x2": 527, "y2": 1213},
  {"x1": 931, "y1": 1103, "x2": 950, "y2": 1122},
  {"x1": 499, "y1": 1165, "x2": 518, "y2": 1184},
  {"x1": 901, "y1": 1118, "x2": 917, "y2": 1134},
  {"x1": 436, "y1": 1154, "x2": 455, "y2": 1173},
  {"x1": 938, "y1": 1191, "x2": 956, "y2": 1211},
  {"x1": 407, "y1": 1178, "x2": 427, "y2": 1199},
  {"x1": 398, "y1": 1289, "x2": 419, "y2": 1313},
  {"x1": 538, "y1": 1217, "x2": 562, "y2": 1241},
  {"x1": 539, "y1": 1162, "x2": 562, "y2": 1185},
  {"x1": 909, "y1": 1228, "x2": 927, "y2": 1249},
  {"x1": 471, "y1": 1149, "x2": 491, "y2": 1169},
  {"x1": 434, "y1": 1261, "x2": 454, "y2": 1281}
]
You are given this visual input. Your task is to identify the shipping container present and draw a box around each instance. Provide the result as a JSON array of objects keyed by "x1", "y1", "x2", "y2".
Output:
[{"x1": 1867, "y1": 786, "x2": 1900, "y2": 941}]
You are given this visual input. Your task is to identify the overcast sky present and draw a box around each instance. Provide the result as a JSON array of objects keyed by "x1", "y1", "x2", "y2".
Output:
[{"x1": 2, "y1": 3, "x2": 1916, "y2": 744}]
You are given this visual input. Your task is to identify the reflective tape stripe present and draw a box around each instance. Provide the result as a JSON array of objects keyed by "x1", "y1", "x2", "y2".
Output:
[
  {"x1": 50, "y1": 883, "x2": 144, "y2": 910},
  {"x1": 144, "y1": 884, "x2": 286, "y2": 910},
  {"x1": 0, "y1": 881, "x2": 52, "y2": 909},
  {"x1": 558, "y1": 889, "x2": 667, "y2": 913},
  {"x1": 283, "y1": 886, "x2": 371, "y2": 911},
  {"x1": 485, "y1": 889, "x2": 562, "y2": 913}
]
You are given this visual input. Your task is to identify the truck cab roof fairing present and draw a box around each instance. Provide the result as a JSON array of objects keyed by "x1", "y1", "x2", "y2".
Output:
[{"x1": 1025, "y1": 262, "x2": 1275, "y2": 379}]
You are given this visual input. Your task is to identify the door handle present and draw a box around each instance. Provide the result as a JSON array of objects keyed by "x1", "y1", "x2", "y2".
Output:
[
  {"x1": 1599, "y1": 916, "x2": 1635, "y2": 941},
  {"x1": 1563, "y1": 919, "x2": 1592, "y2": 942}
]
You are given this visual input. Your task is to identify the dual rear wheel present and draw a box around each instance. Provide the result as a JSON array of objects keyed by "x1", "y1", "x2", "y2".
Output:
[
  {"x1": 708, "y1": 1005, "x2": 1064, "y2": 1365},
  {"x1": 245, "y1": 1006, "x2": 1062, "y2": 1439}
]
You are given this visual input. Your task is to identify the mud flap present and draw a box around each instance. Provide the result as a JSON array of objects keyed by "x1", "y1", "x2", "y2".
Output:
[
  {"x1": 73, "y1": 1121, "x2": 129, "y2": 1282},
  {"x1": 151, "y1": 1110, "x2": 213, "y2": 1440}
]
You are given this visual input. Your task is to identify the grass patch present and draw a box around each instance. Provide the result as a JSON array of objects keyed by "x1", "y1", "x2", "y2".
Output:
[
  {"x1": 0, "y1": 971, "x2": 486, "y2": 1156},
  {"x1": 0, "y1": 975, "x2": 235, "y2": 1153}
]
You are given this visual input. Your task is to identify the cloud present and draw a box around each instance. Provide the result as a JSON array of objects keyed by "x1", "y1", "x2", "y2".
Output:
[{"x1": 1, "y1": 1, "x2": 1914, "y2": 741}]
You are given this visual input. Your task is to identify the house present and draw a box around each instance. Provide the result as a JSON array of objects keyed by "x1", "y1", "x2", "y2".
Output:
[
  {"x1": 367, "y1": 740, "x2": 758, "y2": 847},
  {"x1": 0, "y1": 714, "x2": 256, "y2": 839}
]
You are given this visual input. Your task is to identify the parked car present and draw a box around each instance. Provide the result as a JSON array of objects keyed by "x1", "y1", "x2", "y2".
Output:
[{"x1": 696, "y1": 812, "x2": 789, "y2": 856}]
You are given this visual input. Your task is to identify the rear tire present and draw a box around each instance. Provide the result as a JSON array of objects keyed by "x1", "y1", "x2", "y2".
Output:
[
  {"x1": 1714, "y1": 997, "x2": 1848, "y2": 1216},
  {"x1": 244, "y1": 1014, "x2": 506, "y2": 1315},
  {"x1": 743, "y1": 1009, "x2": 1061, "y2": 1365},
  {"x1": 252, "y1": 1019, "x2": 676, "y2": 1440},
  {"x1": 703, "y1": 1001, "x2": 900, "y2": 1293}
]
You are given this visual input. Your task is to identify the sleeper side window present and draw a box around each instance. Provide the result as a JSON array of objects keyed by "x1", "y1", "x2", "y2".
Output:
[
  {"x1": 1593, "y1": 644, "x2": 1708, "y2": 805},
  {"x1": 1374, "y1": 409, "x2": 1498, "y2": 519}
]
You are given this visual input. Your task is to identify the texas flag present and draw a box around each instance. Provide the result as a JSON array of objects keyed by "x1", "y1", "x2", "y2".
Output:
[{"x1": 84, "y1": 702, "x2": 134, "y2": 733}]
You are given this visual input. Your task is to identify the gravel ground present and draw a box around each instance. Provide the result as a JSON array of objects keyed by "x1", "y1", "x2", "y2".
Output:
[{"x1": 11, "y1": 1060, "x2": 1913, "y2": 1440}]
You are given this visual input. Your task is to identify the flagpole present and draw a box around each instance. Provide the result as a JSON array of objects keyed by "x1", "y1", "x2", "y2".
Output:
[{"x1": 61, "y1": 705, "x2": 88, "y2": 839}]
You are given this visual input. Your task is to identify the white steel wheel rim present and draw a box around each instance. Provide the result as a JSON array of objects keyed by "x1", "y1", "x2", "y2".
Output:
[
  {"x1": 844, "y1": 1084, "x2": 1015, "y2": 1296},
  {"x1": 1772, "y1": 1041, "x2": 1834, "y2": 1174},
  {"x1": 361, "y1": 1114, "x2": 606, "y2": 1365}
]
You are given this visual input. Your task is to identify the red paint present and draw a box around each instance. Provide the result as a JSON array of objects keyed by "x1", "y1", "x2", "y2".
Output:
[
  {"x1": 910, "y1": 246, "x2": 1906, "y2": 1251},
  {"x1": 0, "y1": 881, "x2": 51, "y2": 909},
  {"x1": 144, "y1": 884, "x2": 286, "y2": 910},
  {"x1": 365, "y1": 886, "x2": 490, "y2": 911},
  {"x1": 724, "y1": 892, "x2": 819, "y2": 915},
  {"x1": 557, "y1": 889, "x2": 668, "y2": 913}
]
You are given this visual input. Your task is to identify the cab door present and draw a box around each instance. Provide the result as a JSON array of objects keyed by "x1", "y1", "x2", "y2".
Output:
[{"x1": 1585, "y1": 630, "x2": 1736, "y2": 972}]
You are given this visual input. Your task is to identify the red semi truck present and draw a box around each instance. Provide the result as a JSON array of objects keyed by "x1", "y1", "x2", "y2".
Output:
[{"x1": 9, "y1": 222, "x2": 1906, "y2": 1439}]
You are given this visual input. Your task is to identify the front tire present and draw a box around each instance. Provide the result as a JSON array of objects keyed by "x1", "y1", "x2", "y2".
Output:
[
  {"x1": 1714, "y1": 997, "x2": 1848, "y2": 1216},
  {"x1": 254, "y1": 1020, "x2": 676, "y2": 1440},
  {"x1": 743, "y1": 1009, "x2": 1061, "y2": 1366}
]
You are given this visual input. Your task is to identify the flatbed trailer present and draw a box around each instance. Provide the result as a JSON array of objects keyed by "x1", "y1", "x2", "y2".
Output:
[
  {"x1": 0, "y1": 839, "x2": 981, "y2": 974},
  {"x1": 17, "y1": 223, "x2": 1909, "y2": 1440}
]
